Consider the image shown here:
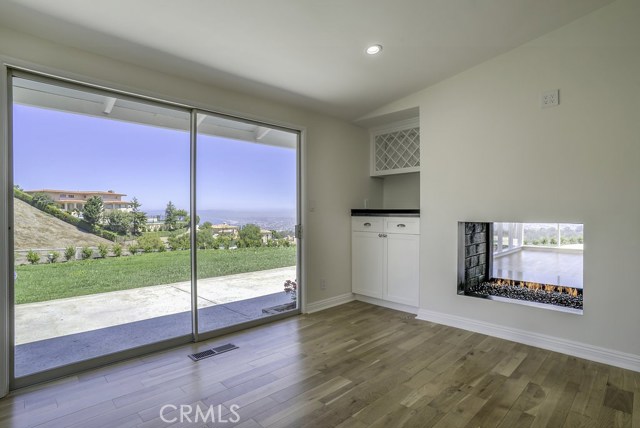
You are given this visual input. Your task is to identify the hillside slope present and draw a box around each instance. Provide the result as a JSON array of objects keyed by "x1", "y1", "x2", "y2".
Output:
[{"x1": 14, "y1": 198, "x2": 113, "y2": 250}]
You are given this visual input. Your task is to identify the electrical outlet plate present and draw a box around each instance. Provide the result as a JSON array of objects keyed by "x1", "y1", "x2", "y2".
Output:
[{"x1": 541, "y1": 89, "x2": 559, "y2": 108}]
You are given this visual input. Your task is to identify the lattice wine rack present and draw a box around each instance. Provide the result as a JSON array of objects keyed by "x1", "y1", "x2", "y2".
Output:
[{"x1": 372, "y1": 125, "x2": 420, "y2": 175}]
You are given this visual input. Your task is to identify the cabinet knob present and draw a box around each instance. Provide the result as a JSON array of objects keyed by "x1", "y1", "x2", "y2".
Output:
[
  {"x1": 397, "y1": 224, "x2": 406, "y2": 228},
  {"x1": 378, "y1": 233, "x2": 383, "y2": 238},
  {"x1": 364, "y1": 222, "x2": 371, "y2": 227}
]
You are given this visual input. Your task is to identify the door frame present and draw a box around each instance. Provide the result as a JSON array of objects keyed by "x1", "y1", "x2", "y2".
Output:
[{"x1": 1, "y1": 60, "x2": 305, "y2": 391}]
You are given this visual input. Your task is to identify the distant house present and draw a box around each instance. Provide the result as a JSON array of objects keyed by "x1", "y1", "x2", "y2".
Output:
[
  {"x1": 260, "y1": 229, "x2": 273, "y2": 244},
  {"x1": 210, "y1": 224, "x2": 239, "y2": 238},
  {"x1": 24, "y1": 189, "x2": 132, "y2": 213}
]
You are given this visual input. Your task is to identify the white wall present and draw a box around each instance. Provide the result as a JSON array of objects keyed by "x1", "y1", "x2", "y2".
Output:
[
  {"x1": 382, "y1": 173, "x2": 420, "y2": 209},
  {"x1": 366, "y1": 0, "x2": 640, "y2": 360},
  {"x1": 0, "y1": 27, "x2": 381, "y2": 318}
]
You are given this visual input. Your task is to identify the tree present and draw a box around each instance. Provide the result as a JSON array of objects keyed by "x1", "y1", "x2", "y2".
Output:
[
  {"x1": 201, "y1": 221, "x2": 213, "y2": 230},
  {"x1": 216, "y1": 235, "x2": 232, "y2": 249},
  {"x1": 105, "y1": 210, "x2": 133, "y2": 235},
  {"x1": 197, "y1": 229, "x2": 216, "y2": 249},
  {"x1": 164, "y1": 201, "x2": 178, "y2": 231},
  {"x1": 175, "y1": 209, "x2": 188, "y2": 229},
  {"x1": 238, "y1": 224, "x2": 263, "y2": 248},
  {"x1": 130, "y1": 197, "x2": 147, "y2": 236},
  {"x1": 271, "y1": 230, "x2": 285, "y2": 239},
  {"x1": 83, "y1": 196, "x2": 104, "y2": 226}
]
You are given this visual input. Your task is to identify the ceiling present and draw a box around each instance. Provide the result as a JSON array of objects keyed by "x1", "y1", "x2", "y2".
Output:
[{"x1": 0, "y1": 0, "x2": 613, "y2": 121}]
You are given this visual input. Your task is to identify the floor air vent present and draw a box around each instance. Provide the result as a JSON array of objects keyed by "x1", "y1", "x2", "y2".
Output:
[{"x1": 188, "y1": 343, "x2": 238, "y2": 361}]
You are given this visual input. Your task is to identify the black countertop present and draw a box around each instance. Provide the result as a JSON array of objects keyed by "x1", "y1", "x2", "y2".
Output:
[{"x1": 351, "y1": 209, "x2": 420, "y2": 217}]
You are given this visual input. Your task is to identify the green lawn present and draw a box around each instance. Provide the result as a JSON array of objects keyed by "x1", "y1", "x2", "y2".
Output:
[{"x1": 15, "y1": 247, "x2": 296, "y2": 304}]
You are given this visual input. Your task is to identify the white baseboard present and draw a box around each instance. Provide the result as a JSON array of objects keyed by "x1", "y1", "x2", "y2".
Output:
[
  {"x1": 304, "y1": 293, "x2": 355, "y2": 314},
  {"x1": 355, "y1": 294, "x2": 419, "y2": 315},
  {"x1": 417, "y1": 309, "x2": 640, "y2": 373}
]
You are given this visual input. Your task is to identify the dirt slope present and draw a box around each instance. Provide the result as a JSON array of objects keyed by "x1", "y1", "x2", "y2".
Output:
[{"x1": 14, "y1": 198, "x2": 113, "y2": 250}]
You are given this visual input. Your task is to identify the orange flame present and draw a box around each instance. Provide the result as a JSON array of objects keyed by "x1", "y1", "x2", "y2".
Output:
[{"x1": 492, "y1": 278, "x2": 579, "y2": 297}]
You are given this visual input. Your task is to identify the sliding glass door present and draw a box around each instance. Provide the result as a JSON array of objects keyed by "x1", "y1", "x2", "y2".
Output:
[
  {"x1": 195, "y1": 113, "x2": 299, "y2": 335},
  {"x1": 7, "y1": 70, "x2": 300, "y2": 386},
  {"x1": 11, "y1": 75, "x2": 193, "y2": 380}
]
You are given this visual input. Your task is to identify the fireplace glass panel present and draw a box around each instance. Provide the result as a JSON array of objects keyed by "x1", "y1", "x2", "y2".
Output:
[{"x1": 458, "y1": 222, "x2": 583, "y2": 314}]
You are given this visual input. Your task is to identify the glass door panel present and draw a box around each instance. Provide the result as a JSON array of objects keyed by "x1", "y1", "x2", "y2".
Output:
[
  {"x1": 12, "y1": 75, "x2": 192, "y2": 377},
  {"x1": 194, "y1": 113, "x2": 299, "y2": 334}
]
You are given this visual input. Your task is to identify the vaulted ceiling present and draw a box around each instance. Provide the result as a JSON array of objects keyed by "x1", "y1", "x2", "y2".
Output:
[{"x1": 0, "y1": 0, "x2": 614, "y2": 120}]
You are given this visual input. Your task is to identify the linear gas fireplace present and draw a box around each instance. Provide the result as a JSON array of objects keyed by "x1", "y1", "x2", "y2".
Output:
[{"x1": 458, "y1": 222, "x2": 584, "y2": 314}]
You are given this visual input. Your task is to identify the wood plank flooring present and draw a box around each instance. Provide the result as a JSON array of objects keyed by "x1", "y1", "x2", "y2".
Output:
[{"x1": 0, "y1": 301, "x2": 638, "y2": 427}]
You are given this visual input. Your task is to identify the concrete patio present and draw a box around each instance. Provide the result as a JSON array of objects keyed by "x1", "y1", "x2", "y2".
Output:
[{"x1": 14, "y1": 266, "x2": 297, "y2": 377}]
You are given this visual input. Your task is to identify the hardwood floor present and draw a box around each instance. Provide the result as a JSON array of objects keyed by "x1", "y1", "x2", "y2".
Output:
[{"x1": 1, "y1": 301, "x2": 638, "y2": 427}]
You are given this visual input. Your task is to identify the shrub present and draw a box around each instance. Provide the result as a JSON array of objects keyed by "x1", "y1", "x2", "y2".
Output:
[
  {"x1": 64, "y1": 246, "x2": 76, "y2": 261},
  {"x1": 112, "y1": 243, "x2": 123, "y2": 257},
  {"x1": 216, "y1": 235, "x2": 232, "y2": 250},
  {"x1": 278, "y1": 239, "x2": 291, "y2": 247},
  {"x1": 49, "y1": 251, "x2": 60, "y2": 263},
  {"x1": 31, "y1": 192, "x2": 54, "y2": 209},
  {"x1": 97, "y1": 243, "x2": 109, "y2": 258},
  {"x1": 26, "y1": 250, "x2": 40, "y2": 265},
  {"x1": 95, "y1": 228, "x2": 119, "y2": 242},
  {"x1": 128, "y1": 243, "x2": 139, "y2": 255},
  {"x1": 137, "y1": 234, "x2": 166, "y2": 253},
  {"x1": 81, "y1": 247, "x2": 93, "y2": 260},
  {"x1": 168, "y1": 234, "x2": 190, "y2": 250}
]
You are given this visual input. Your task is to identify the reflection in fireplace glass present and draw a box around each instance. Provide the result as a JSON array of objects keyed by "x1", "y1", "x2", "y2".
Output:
[{"x1": 458, "y1": 222, "x2": 583, "y2": 313}]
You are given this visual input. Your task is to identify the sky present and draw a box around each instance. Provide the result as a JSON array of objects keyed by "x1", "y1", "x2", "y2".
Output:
[{"x1": 12, "y1": 104, "x2": 297, "y2": 214}]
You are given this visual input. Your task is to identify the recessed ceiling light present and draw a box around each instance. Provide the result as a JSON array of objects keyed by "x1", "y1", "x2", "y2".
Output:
[{"x1": 366, "y1": 44, "x2": 383, "y2": 55}]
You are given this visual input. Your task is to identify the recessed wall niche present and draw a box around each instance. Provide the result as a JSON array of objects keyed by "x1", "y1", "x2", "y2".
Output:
[{"x1": 457, "y1": 222, "x2": 584, "y2": 314}]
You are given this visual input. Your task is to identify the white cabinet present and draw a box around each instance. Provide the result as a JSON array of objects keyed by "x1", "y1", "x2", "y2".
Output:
[
  {"x1": 386, "y1": 233, "x2": 420, "y2": 305},
  {"x1": 351, "y1": 216, "x2": 419, "y2": 307},
  {"x1": 351, "y1": 231, "x2": 384, "y2": 298}
]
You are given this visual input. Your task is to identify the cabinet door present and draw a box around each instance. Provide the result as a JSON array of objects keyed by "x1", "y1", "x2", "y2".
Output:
[
  {"x1": 385, "y1": 233, "x2": 419, "y2": 305},
  {"x1": 352, "y1": 231, "x2": 384, "y2": 298}
]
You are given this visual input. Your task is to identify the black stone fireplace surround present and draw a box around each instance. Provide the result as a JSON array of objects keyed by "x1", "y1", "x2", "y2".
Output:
[{"x1": 457, "y1": 222, "x2": 583, "y2": 313}]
